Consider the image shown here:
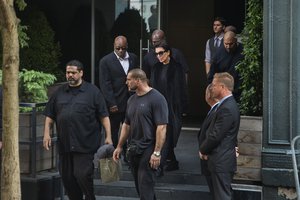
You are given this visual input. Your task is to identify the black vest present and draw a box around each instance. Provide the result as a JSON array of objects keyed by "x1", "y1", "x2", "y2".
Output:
[{"x1": 208, "y1": 37, "x2": 223, "y2": 60}]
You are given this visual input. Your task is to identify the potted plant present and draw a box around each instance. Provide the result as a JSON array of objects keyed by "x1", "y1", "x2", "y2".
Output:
[
  {"x1": 18, "y1": 69, "x2": 57, "y2": 174},
  {"x1": 234, "y1": 0, "x2": 263, "y2": 182},
  {"x1": 0, "y1": 69, "x2": 57, "y2": 173}
]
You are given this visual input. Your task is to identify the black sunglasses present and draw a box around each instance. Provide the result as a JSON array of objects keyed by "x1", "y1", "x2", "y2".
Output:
[
  {"x1": 155, "y1": 50, "x2": 166, "y2": 56},
  {"x1": 115, "y1": 47, "x2": 127, "y2": 51}
]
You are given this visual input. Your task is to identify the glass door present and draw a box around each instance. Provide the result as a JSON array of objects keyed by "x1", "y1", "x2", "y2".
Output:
[
  {"x1": 114, "y1": 0, "x2": 161, "y2": 64},
  {"x1": 93, "y1": 0, "x2": 160, "y2": 84}
]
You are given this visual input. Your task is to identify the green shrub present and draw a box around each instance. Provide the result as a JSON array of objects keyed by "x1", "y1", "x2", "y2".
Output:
[
  {"x1": 237, "y1": 0, "x2": 263, "y2": 116},
  {"x1": 19, "y1": 69, "x2": 56, "y2": 103},
  {"x1": 0, "y1": 69, "x2": 56, "y2": 111}
]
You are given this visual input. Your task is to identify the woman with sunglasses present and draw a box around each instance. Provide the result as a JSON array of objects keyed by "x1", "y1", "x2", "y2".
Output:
[{"x1": 150, "y1": 40, "x2": 188, "y2": 172}]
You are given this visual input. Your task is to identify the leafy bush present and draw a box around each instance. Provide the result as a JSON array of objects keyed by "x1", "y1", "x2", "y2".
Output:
[
  {"x1": 0, "y1": 69, "x2": 56, "y2": 108},
  {"x1": 19, "y1": 69, "x2": 56, "y2": 103},
  {"x1": 237, "y1": 0, "x2": 263, "y2": 116}
]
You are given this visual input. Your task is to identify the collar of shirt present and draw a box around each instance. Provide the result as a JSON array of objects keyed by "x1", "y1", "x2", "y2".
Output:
[
  {"x1": 211, "y1": 102, "x2": 219, "y2": 109},
  {"x1": 114, "y1": 51, "x2": 130, "y2": 74},
  {"x1": 218, "y1": 94, "x2": 232, "y2": 107},
  {"x1": 207, "y1": 102, "x2": 219, "y2": 116},
  {"x1": 64, "y1": 81, "x2": 87, "y2": 92},
  {"x1": 215, "y1": 33, "x2": 224, "y2": 40},
  {"x1": 114, "y1": 51, "x2": 129, "y2": 61}
]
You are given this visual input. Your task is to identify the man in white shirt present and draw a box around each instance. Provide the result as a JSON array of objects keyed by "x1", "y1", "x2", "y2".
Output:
[
  {"x1": 204, "y1": 17, "x2": 226, "y2": 75},
  {"x1": 99, "y1": 36, "x2": 139, "y2": 149}
]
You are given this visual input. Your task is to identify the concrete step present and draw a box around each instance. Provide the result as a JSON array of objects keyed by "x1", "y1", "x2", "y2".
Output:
[
  {"x1": 96, "y1": 197, "x2": 139, "y2": 200},
  {"x1": 93, "y1": 129, "x2": 262, "y2": 199},
  {"x1": 94, "y1": 180, "x2": 262, "y2": 200},
  {"x1": 95, "y1": 165, "x2": 206, "y2": 185},
  {"x1": 60, "y1": 196, "x2": 139, "y2": 200},
  {"x1": 93, "y1": 180, "x2": 212, "y2": 200}
]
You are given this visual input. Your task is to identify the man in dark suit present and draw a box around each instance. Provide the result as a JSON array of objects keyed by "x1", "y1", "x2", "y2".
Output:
[
  {"x1": 208, "y1": 31, "x2": 244, "y2": 102},
  {"x1": 99, "y1": 35, "x2": 139, "y2": 148},
  {"x1": 200, "y1": 72, "x2": 240, "y2": 200},
  {"x1": 198, "y1": 84, "x2": 219, "y2": 195}
]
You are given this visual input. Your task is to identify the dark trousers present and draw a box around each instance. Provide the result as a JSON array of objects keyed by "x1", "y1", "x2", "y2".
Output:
[
  {"x1": 110, "y1": 112, "x2": 127, "y2": 159},
  {"x1": 211, "y1": 172, "x2": 234, "y2": 200},
  {"x1": 201, "y1": 160, "x2": 214, "y2": 195},
  {"x1": 109, "y1": 112, "x2": 125, "y2": 148},
  {"x1": 59, "y1": 152, "x2": 95, "y2": 200},
  {"x1": 129, "y1": 146, "x2": 157, "y2": 200},
  {"x1": 161, "y1": 125, "x2": 177, "y2": 166},
  {"x1": 205, "y1": 175, "x2": 214, "y2": 196}
]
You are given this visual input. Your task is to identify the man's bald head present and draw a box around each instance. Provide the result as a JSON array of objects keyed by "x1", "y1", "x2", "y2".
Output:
[
  {"x1": 151, "y1": 29, "x2": 166, "y2": 47},
  {"x1": 114, "y1": 35, "x2": 128, "y2": 58},
  {"x1": 224, "y1": 31, "x2": 237, "y2": 40},
  {"x1": 114, "y1": 35, "x2": 127, "y2": 44},
  {"x1": 223, "y1": 31, "x2": 237, "y2": 53},
  {"x1": 224, "y1": 25, "x2": 237, "y2": 34}
]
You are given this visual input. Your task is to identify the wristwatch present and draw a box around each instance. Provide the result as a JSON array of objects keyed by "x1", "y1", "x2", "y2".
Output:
[{"x1": 153, "y1": 151, "x2": 161, "y2": 157}]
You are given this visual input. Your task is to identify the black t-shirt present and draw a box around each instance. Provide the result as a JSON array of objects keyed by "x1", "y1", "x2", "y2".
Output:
[
  {"x1": 156, "y1": 64, "x2": 169, "y2": 97},
  {"x1": 44, "y1": 81, "x2": 109, "y2": 153},
  {"x1": 125, "y1": 89, "x2": 168, "y2": 150}
]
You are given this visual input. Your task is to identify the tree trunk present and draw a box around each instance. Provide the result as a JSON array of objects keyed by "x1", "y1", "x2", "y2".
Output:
[{"x1": 0, "y1": 0, "x2": 21, "y2": 199}]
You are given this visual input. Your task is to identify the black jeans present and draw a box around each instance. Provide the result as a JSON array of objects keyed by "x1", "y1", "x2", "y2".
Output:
[
  {"x1": 109, "y1": 112, "x2": 125, "y2": 147},
  {"x1": 109, "y1": 112, "x2": 127, "y2": 158},
  {"x1": 128, "y1": 145, "x2": 157, "y2": 200},
  {"x1": 59, "y1": 152, "x2": 95, "y2": 200}
]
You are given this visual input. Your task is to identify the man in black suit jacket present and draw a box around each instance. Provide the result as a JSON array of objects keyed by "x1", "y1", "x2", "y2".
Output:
[
  {"x1": 200, "y1": 72, "x2": 240, "y2": 200},
  {"x1": 208, "y1": 31, "x2": 243, "y2": 102},
  {"x1": 198, "y1": 84, "x2": 219, "y2": 195},
  {"x1": 99, "y1": 36, "x2": 139, "y2": 148}
]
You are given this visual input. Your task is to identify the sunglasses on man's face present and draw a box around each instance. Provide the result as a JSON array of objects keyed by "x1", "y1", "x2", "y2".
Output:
[
  {"x1": 115, "y1": 47, "x2": 127, "y2": 51},
  {"x1": 155, "y1": 50, "x2": 166, "y2": 57}
]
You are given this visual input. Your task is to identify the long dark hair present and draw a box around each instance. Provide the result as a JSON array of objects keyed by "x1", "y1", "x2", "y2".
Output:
[{"x1": 154, "y1": 40, "x2": 172, "y2": 56}]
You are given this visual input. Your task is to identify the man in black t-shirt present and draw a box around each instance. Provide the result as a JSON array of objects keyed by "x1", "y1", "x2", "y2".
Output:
[
  {"x1": 43, "y1": 60, "x2": 112, "y2": 200},
  {"x1": 113, "y1": 68, "x2": 168, "y2": 200}
]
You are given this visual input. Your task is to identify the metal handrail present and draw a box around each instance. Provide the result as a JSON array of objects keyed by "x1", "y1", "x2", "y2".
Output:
[{"x1": 291, "y1": 135, "x2": 300, "y2": 200}]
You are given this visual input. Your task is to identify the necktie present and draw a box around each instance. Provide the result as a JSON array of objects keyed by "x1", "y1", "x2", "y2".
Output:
[{"x1": 214, "y1": 38, "x2": 219, "y2": 47}]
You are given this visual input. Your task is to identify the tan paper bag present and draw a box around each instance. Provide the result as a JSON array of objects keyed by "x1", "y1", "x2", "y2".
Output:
[{"x1": 99, "y1": 157, "x2": 122, "y2": 183}]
